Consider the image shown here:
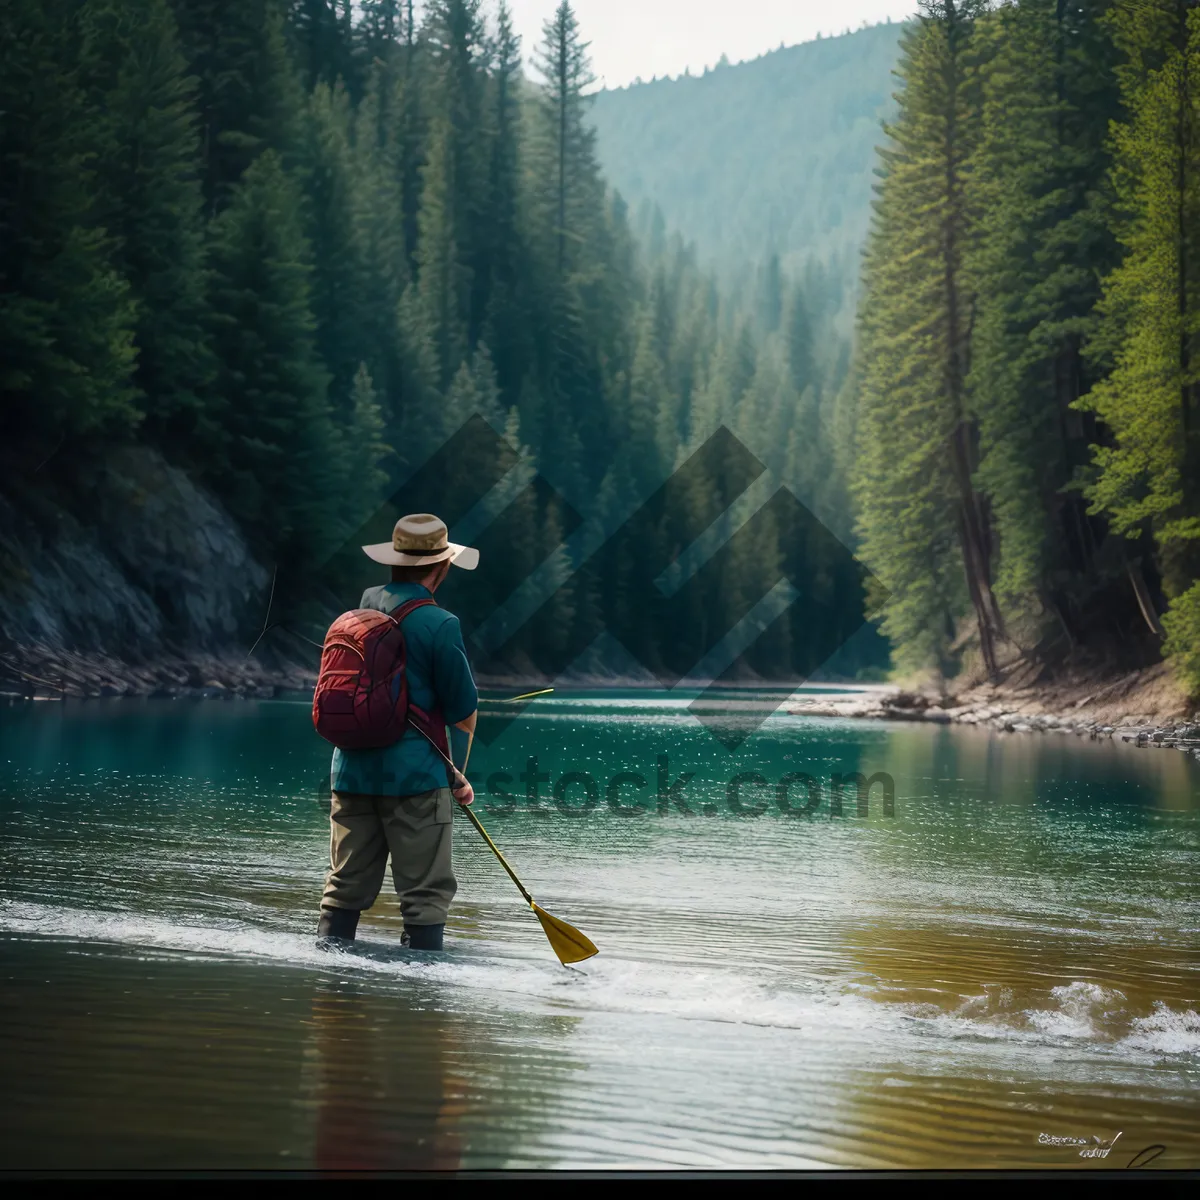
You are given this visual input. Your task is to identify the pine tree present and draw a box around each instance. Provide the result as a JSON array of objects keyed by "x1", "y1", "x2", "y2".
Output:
[
  {"x1": 442, "y1": 343, "x2": 505, "y2": 437},
  {"x1": 205, "y1": 150, "x2": 339, "y2": 555},
  {"x1": 1078, "y1": 0, "x2": 1200, "y2": 681},
  {"x1": 625, "y1": 302, "x2": 676, "y2": 491},
  {"x1": 286, "y1": 0, "x2": 357, "y2": 96},
  {"x1": 0, "y1": 0, "x2": 139, "y2": 449},
  {"x1": 342, "y1": 361, "x2": 389, "y2": 528},
  {"x1": 1087, "y1": 0, "x2": 1200, "y2": 581},
  {"x1": 853, "y1": 0, "x2": 1001, "y2": 677},
  {"x1": 79, "y1": 0, "x2": 216, "y2": 448},
  {"x1": 359, "y1": 0, "x2": 401, "y2": 57},
  {"x1": 424, "y1": 0, "x2": 491, "y2": 344},
  {"x1": 397, "y1": 0, "x2": 426, "y2": 267},
  {"x1": 173, "y1": 0, "x2": 306, "y2": 213},
  {"x1": 359, "y1": 0, "x2": 425, "y2": 268},
  {"x1": 755, "y1": 252, "x2": 785, "y2": 335},
  {"x1": 531, "y1": 2, "x2": 602, "y2": 281},
  {"x1": 523, "y1": 3, "x2": 609, "y2": 477},
  {"x1": 482, "y1": 1, "x2": 530, "y2": 407},
  {"x1": 968, "y1": 0, "x2": 1120, "y2": 638},
  {"x1": 304, "y1": 81, "x2": 374, "y2": 412},
  {"x1": 689, "y1": 322, "x2": 756, "y2": 444},
  {"x1": 667, "y1": 267, "x2": 719, "y2": 434},
  {"x1": 782, "y1": 282, "x2": 815, "y2": 399},
  {"x1": 351, "y1": 55, "x2": 413, "y2": 435},
  {"x1": 412, "y1": 113, "x2": 470, "y2": 389}
]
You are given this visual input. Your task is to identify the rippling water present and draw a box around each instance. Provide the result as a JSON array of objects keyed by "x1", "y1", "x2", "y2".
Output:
[{"x1": 1, "y1": 690, "x2": 1197, "y2": 1170}]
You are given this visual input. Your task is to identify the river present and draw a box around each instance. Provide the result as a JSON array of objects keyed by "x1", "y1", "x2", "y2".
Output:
[{"x1": 1, "y1": 690, "x2": 1197, "y2": 1170}]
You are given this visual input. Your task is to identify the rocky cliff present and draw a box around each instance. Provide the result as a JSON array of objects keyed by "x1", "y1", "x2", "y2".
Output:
[{"x1": 0, "y1": 447, "x2": 313, "y2": 698}]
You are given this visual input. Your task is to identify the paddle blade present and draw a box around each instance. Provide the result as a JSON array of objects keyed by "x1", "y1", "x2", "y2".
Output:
[{"x1": 532, "y1": 903, "x2": 598, "y2": 965}]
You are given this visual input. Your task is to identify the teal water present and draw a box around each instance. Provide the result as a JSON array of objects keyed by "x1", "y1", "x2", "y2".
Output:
[{"x1": 1, "y1": 690, "x2": 1198, "y2": 1170}]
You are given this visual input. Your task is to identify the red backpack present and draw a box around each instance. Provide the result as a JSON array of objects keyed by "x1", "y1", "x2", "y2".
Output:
[{"x1": 312, "y1": 598, "x2": 446, "y2": 752}]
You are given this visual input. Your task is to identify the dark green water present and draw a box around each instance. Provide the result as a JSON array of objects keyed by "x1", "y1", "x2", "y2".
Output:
[{"x1": 1, "y1": 690, "x2": 1198, "y2": 1170}]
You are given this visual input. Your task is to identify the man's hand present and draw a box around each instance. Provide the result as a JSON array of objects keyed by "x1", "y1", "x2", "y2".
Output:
[
  {"x1": 450, "y1": 711, "x2": 477, "y2": 806},
  {"x1": 452, "y1": 771, "x2": 474, "y2": 806}
]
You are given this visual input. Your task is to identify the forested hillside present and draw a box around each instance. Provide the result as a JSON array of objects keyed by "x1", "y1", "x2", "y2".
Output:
[
  {"x1": 6, "y1": 0, "x2": 1196, "y2": 700},
  {"x1": 0, "y1": 0, "x2": 882, "y2": 683},
  {"x1": 854, "y1": 0, "x2": 1200, "y2": 696},
  {"x1": 589, "y1": 22, "x2": 904, "y2": 326}
]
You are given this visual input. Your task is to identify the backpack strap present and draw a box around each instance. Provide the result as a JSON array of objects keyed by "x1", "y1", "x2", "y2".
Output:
[
  {"x1": 387, "y1": 596, "x2": 452, "y2": 775},
  {"x1": 408, "y1": 699, "x2": 450, "y2": 770},
  {"x1": 386, "y1": 595, "x2": 437, "y2": 625}
]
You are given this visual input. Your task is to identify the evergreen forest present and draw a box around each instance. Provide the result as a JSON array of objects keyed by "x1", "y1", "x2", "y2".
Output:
[
  {"x1": 2, "y1": 0, "x2": 1200, "y2": 697},
  {"x1": 0, "y1": 0, "x2": 872, "y2": 683},
  {"x1": 854, "y1": 0, "x2": 1200, "y2": 694}
]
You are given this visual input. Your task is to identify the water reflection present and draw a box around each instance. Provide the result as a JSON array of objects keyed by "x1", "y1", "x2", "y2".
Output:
[{"x1": 306, "y1": 985, "x2": 465, "y2": 1171}]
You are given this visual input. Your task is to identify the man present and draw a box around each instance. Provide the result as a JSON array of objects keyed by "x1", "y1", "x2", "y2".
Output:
[{"x1": 316, "y1": 513, "x2": 479, "y2": 951}]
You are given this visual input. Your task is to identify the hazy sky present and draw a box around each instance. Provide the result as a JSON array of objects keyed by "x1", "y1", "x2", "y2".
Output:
[{"x1": 504, "y1": 1, "x2": 918, "y2": 89}]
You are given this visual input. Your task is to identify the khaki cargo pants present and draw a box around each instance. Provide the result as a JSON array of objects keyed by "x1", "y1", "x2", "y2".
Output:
[{"x1": 322, "y1": 789, "x2": 457, "y2": 926}]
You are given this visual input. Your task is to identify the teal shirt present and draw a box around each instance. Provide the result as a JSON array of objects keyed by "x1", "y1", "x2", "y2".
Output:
[{"x1": 330, "y1": 583, "x2": 479, "y2": 796}]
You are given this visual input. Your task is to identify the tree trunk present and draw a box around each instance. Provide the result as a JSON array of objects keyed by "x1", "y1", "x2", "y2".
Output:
[
  {"x1": 950, "y1": 424, "x2": 1001, "y2": 676},
  {"x1": 557, "y1": 25, "x2": 567, "y2": 279},
  {"x1": 942, "y1": 6, "x2": 1000, "y2": 678},
  {"x1": 1127, "y1": 558, "x2": 1164, "y2": 637},
  {"x1": 1178, "y1": 0, "x2": 1191, "y2": 437}
]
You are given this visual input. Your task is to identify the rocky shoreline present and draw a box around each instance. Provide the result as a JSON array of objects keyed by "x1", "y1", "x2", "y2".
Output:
[
  {"x1": 0, "y1": 644, "x2": 315, "y2": 701},
  {"x1": 788, "y1": 665, "x2": 1200, "y2": 762},
  {"x1": 6, "y1": 642, "x2": 1199, "y2": 766}
]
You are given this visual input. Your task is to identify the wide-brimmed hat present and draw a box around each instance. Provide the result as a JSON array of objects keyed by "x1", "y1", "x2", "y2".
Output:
[{"x1": 362, "y1": 513, "x2": 479, "y2": 570}]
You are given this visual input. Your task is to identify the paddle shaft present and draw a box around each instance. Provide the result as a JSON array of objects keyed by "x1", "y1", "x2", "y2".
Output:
[{"x1": 405, "y1": 716, "x2": 534, "y2": 907}]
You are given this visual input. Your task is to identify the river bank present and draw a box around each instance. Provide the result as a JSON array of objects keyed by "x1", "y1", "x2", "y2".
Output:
[
  {"x1": 6, "y1": 640, "x2": 1199, "y2": 767},
  {"x1": 0, "y1": 643, "x2": 313, "y2": 701},
  {"x1": 0, "y1": 644, "x2": 674, "y2": 701},
  {"x1": 788, "y1": 661, "x2": 1200, "y2": 761}
]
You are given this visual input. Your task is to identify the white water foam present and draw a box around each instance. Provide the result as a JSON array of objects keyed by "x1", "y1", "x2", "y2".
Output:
[
  {"x1": 930, "y1": 980, "x2": 1200, "y2": 1058},
  {"x1": 1123, "y1": 1001, "x2": 1200, "y2": 1055},
  {"x1": 1026, "y1": 982, "x2": 1130, "y2": 1039},
  {"x1": 0, "y1": 899, "x2": 898, "y2": 1035},
  {"x1": 5, "y1": 901, "x2": 1198, "y2": 1058}
]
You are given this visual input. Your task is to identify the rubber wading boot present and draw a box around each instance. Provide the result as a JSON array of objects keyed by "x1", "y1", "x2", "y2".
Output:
[
  {"x1": 402, "y1": 923, "x2": 444, "y2": 951},
  {"x1": 316, "y1": 907, "x2": 360, "y2": 945}
]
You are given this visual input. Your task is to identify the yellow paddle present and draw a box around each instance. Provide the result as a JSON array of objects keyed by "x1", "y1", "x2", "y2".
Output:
[{"x1": 405, "y1": 716, "x2": 598, "y2": 967}]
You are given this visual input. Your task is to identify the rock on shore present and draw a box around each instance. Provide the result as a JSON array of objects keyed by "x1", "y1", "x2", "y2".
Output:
[{"x1": 787, "y1": 665, "x2": 1200, "y2": 760}]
